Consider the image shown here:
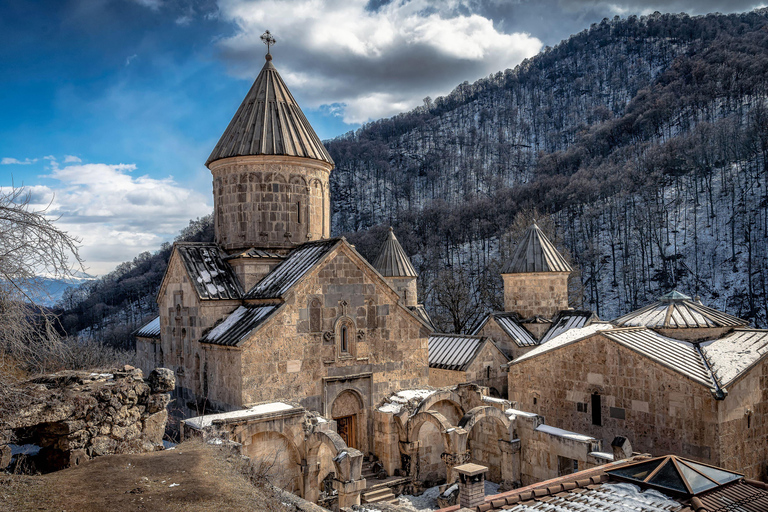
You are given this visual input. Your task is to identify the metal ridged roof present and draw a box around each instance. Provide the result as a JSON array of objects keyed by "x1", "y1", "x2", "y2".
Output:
[
  {"x1": 472, "y1": 312, "x2": 537, "y2": 347},
  {"x1": 206, "y1": 55, "x2": 334, "y2": 167},
  {"x1": 177, "y1": 243, "x2": 243, "y2": 300},
  {"x1": 540, "y1": 310, "x2": 596, "y2": 344},
  {"x1": 501, "y1": 223, "x2": 573, "y2": 274},
  {"x1": 135, "y1": 316, "x2": 160, "y2": 338},
  {"x1": 702, "y1": 329, "x2": 768, "y2": 387},
  {"x1": 244, "y1": 238, "x2": 339, "y2": 299},
  {"x1": 372, "y1": 227, "x2": 417, "y2": 277},
  {"x1": 200, "y1": 305, "x2": 279, "y2": 346},
  {"x1": 224, "y1": 248, "x2": 284, "y2": 260},
  {"x1": 613, "y1": 293, "x2": 747, "y2": 329},
  {"x1": 429, "y1": 334, "x2": 489, "y2": 371},
  {"x1": 603, "y1": 328, "x2": 716, "y2": 389}
]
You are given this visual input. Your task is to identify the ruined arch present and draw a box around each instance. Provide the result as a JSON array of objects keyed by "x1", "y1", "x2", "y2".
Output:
[
  {"x1": 245, "y1": 430, "x2": 303, "y2": 495},
  {"x1": 417, "y1": 390, "x2": 464, "y2": 419},
  {"x1": 459, "y1": 406, "x2": 512, "y2": 483},
  {"x1": 406, "y1": 410, "x2": 465, "y2": 485}
]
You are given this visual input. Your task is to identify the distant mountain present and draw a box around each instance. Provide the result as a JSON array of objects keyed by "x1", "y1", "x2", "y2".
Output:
[
  {"x1": 327, "y1": 9, "x2": 768, "y2": 327},
  {"x1": 39, "y1": 272, "x2": 95, "y2": 306}
]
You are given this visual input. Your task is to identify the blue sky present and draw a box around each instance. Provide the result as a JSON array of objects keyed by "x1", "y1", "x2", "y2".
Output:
[{"x1": 1, "y1": 0, "x2": 763, "y2": 275}]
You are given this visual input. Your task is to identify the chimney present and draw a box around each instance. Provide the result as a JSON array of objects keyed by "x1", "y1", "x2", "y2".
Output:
[{"x1": 456, "y1": 463, "x2": 488, "y2": 509}]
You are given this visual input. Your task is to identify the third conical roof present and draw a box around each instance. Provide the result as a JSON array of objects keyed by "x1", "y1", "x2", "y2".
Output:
[
  {"x1": 373, "y1": 227, "x2": 417, "y2": 277},
  {"x1": 206, "y1": 54, "x2": 334, "y2": 167},
  {"x1": 501, "y1": 223, "x2": 572, "y2": 274}
]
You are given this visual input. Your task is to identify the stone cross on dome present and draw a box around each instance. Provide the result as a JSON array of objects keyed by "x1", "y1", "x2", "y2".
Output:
[{"x1": 260, "y1": 30, "x2": 276, "y2": 57}]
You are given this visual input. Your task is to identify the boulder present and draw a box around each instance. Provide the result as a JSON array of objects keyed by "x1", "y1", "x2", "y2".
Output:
[
  {"x1": 0, "y1": 444, "x2": 11, "y2": 470},
  {"x1": 148, "y1": 368, "x2": 175, "y2": 393}
]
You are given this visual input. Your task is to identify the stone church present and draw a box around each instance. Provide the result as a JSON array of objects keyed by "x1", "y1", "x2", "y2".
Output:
[{"x1": 136, "y1": 50, "x2": 432, "y2": 455}]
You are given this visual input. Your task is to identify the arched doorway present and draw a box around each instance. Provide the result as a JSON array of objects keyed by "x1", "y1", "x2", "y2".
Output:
[{"x1": 331, "y1": 389, "x2": 364, "y2": 450}]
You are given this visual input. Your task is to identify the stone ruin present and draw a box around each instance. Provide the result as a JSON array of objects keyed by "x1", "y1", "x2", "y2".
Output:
[{"x1": 1, "y1": 366, "x2": 175, "y2": 473}]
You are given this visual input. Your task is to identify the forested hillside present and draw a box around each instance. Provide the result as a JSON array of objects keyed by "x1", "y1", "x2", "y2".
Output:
[
  {"x1": 329, "y1": 9, "x2": 768, "y2": 328},
  {"x1": 59, "y1": 9, "x2": 768, "y2": 342}
]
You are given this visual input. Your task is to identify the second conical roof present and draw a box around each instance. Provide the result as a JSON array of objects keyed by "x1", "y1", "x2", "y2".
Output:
[
  {"x1": 373, "y1": 227, "x2": 417, "y2": 277},
  {"x1": 206, "y1": 55, "x2": 334, "y2": 167},
  {"x1": 501, "y1": 223, "x2": 572, "y2": 274}
]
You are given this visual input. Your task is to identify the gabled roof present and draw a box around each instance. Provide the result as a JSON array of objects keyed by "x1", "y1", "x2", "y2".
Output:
[
  {"x1": 472, "y1": 312, "x2": 537, "y2": 347},
  {"x1": 701, "y1": 329, "x2": 768, "y2": 387},
  {"x1": 510, "y1": 323, "x2": 615, "y2": 364},
  {"x1": 613, "y1": 291, "x2": 748, "y2": 329},
  {"x1": 501, "y1": 222, "x2": 572, "y2": 274},
  {"x1": 244, "y1": 239, "x2": 339, "y2": 299},
  {"x1": 176, "y1": 243, "x2": 243, "y2": 300},
  {"x1": 372, "y1": 227, "x2": 417, "y2": 277},
  {"x1": 409, "y1": 305, "x2": 435, "y2": 331},
  {"x1": 429, "y1": 334, "x2": 506, "y2": 372},
  {"x1": 539, "y1": 310, "x2": 597, "y2": 344},
  {"x1": 206, "y1": 55, "x2": 334, "y2": 167},
  {"x1": 135, "y1": 316, "x2": 160, "y2": 338},
  {"x1": 200, "y1": 305, "x2": 280, "y2": 346}
]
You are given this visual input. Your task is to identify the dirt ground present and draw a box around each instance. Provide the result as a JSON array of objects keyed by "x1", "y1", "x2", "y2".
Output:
[{"x1": 0, "y1": 441, "x2": 292, "y2": 512}]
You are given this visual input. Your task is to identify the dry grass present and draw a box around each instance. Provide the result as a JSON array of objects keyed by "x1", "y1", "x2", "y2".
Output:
[{"x1": 0, "y1": 439, "x2": 294, "y2": 512}]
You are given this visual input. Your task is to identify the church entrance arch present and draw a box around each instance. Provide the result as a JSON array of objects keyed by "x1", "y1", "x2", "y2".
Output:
[{"x1": 332, "y1": 389, "x2": 364, "y2": 450}]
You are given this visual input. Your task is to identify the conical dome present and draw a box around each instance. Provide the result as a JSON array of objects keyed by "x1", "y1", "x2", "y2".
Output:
[
  {"x1": 502, "y1": 223, "x2": 572, "y2": 274},
  {"x1": 373, "y1": 227, "x2": 417, "y2": 277},
  {"x1": 206, "y1": 54, "x2": 334, "y2": 167}
]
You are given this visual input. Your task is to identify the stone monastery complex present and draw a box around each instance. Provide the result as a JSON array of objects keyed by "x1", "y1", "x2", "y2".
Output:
[{"x1": 135, "y1": 49, "x2": 768, "y2": 510}]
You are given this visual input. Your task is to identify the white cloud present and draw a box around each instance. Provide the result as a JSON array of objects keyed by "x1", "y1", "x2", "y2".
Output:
[
  {"x1": 215, "y1": 0, "x2": 542, "y2": 124},
  {"x1": 32, "y1": 161, "x2": 211, "y2": 275},
  {"x1": 2, "y1": 157, "x2": 37, "y2": 165},
  {"x1": 125, "y1": 54, "x2": 138, "y2": 67},
  {"x1": 63, "y1": 155, "x2": 82, "y2": 163}
]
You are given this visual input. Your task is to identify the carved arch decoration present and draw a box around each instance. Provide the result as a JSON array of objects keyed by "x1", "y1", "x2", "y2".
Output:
[{"x1": 334, "y1": 316, "x2": 356, "y2": 357}]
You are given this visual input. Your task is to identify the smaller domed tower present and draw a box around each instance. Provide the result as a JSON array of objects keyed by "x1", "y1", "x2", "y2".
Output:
[
  {"x1": 373, "y1": 227, "x2": 418, "y2": 307},
  {"x1": 501, "y1": 222, "x2": 572, "y2": 321}
]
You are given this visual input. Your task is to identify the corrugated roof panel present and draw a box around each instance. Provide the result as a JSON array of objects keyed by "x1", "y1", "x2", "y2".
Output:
[
  {"x1": 428, "y1": 334, "x2": 486, "y2": 371},
  {"x1": 499, "y1": 482, "x2": 685, "y2": 511},
  {"x1": 177, "y1": 244, "x2": 243, "y2": 300},
  {"x1": 701, "y1": 329, "x2": 768, "y2": 387},
  {"x1": 603, "y1": 329, "x2": 715, "y2": 389},
  {"x1": 372, "y1": 227, "x2": 417, "y2": 277},
  {"x1": 501, "y1": 223, "x2": 572, "y2": 274},
  {"x1": 200, "y1": 305, "x2": 279, "y2": 346},
  {"x1": 493, "y1": 313, "x2": 538, "y2": 347},
  {"x1": 245, "y1": 239, "x2": 339, "y2": 299},
  {"x1": 206, "y1": 56, "x2": 334, "y2": 166},
  {"x1": 613, "y1": 293, "x2": 747, "y2": 329},
  {"x1": 135, "y1": 316, "x2": 160, "y2": 338},
  {"x1": 409, "y1": 305, "x2": 435, "y2": 330},
  {"x1": 540, "y1": 310, "x2": 594, "y2": 344}
]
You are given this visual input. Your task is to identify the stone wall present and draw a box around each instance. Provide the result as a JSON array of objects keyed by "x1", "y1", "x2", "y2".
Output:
[
  {"x1": 385, "y1": 276, "x2": 418, "y2": 307},
  {"x1": 507, "y1": 333, "x2": 721, "y2": 469},
  {"x1": 716, "y1": 356, "x2": 768, "y2": 480},
  {"x1": 1, "y1": 367, "x2": 173, "y2": 473},
  {"x1": 209, "y1": 155, "x2": 332, "y2": 252},
  {"x1": 502, "y1": 272, "x2": 569, "y2": 319},
  {"x1": 428, "y1": 342, "x2": 509, "y2": 397}
]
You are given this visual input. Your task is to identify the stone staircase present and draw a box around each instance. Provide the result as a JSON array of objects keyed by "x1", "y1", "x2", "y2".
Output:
[{"x1": 361, "y1": 459, "x2": 400, "y2": 505}]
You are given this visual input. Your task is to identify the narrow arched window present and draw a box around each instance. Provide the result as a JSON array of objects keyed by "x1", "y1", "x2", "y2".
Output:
[
  {"x1": 341, "y1": 325, "x2": 348, "y2": 353},
  {"x1": 297, "y1": 200, "x2": 302, "y2": 224}
]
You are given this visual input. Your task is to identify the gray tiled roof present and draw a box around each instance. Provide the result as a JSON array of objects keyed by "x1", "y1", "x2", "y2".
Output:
[
  {"x1": 473, "y1": 312, "x2": 537, "y2": 347},
  {"x1": 177, "y1": 243, "x2": 243, "y2": 300},
  {"x1": 501, "y1": 482, "x2": 686, "y2": 511},
  {"x1": 429, "y1": 334, "x2": 491, "y2": 371},
  {"x1": 501, "y1": 222, "x2": 572, "y2": 274},
  {"x1": 540, "y1": 310, "x2": 596, "y2": 344},
  {"x1": 200, "y1": 305, "x2": 280, "y2": 346},
  {"x1": 372, "y1": 227, "x2": 417, "y2": 277},
  {"x1": 135, "y1": 316, "x2": 160, "y2": 338},
  {"x1": 206, "y1": 56, "x2": 334, "y2": 166},
  {"x1": 244, "y1": 238, "x2": 339, "y2": 299},
  {"x1": 603, "y1": 328, "x2": 717, "y2": 389},
  {"x1": 613, "y1": 292, "x2": 747, "y2": 329}
]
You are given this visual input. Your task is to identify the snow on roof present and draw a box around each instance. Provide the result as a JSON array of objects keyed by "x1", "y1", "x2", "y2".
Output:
[
  {"x1": 613, "y1": 293, "x2": 747, "y2": 329},
  {"x1": 390, "y1": 389, "x2": 436, "y2": 404},
  {"x1": 535, "y1": 424, "x2": 596, "y2": 443},
  {"x1": 377, "y1": 403, "x2": 403, "y2": 414},
  {"x1": 185, "y1": 402, "x2": 294, "y2": 429},
  {"x1": 701, "y1": 329, "x2": 768, "y2": 387},
  {"x1": 200, "y1": 305, "x2": 279, "y2": 346},
  {"x1": 135, "y1": 316, "x2": 160, "y2": 338},
  {"x1": 589, "y1": 451, "x2": 615, "y2": 461},
  {"x1": 505, "y1": 408, "x2": 538, "y2": 419},
  {"x1": 176, "y1": 243, "x2": 243, "y2": 300},
  {"x1": 244, "y1": 239, "x2": 339, "y2": 299},
  {"x1": 512, "y1": 323, "x2": 614, "y2": 364}
]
